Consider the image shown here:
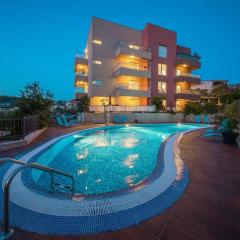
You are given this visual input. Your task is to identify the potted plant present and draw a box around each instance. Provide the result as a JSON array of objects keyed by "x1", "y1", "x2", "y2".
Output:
[
  {"x1": 221, "y1": 118, "x2": 238, "y2": 144},
  {"x1": 221, "y1": 100, "x2": 240, "y2": 144}
]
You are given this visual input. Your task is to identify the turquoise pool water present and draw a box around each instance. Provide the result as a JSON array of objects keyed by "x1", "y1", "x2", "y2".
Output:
[{"x1": 29, "y1": 124, "x2": 203, "y2": 195}]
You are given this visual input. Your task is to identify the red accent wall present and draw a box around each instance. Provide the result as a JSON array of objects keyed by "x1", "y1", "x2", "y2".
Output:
[{"x1": 142, "y1": 23, "x2": 177, "y2": 108}]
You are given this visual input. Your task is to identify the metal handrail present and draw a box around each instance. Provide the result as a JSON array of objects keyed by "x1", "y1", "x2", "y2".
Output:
[
  {"x1": 0, "y1": 158, "x2": 25, "y2": 166},
  {"x1": 0, "y1": 159, "x2": 75, "y2": 239}
]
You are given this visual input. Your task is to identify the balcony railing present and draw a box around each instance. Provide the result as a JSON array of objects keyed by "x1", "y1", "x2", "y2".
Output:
[
  {"x1": 176, "y1": 89, "x2": 199, "y2": 94},
  {"x1": 176, "y1": 53, "x2": 200, "y2": 62},
  {"x1": 75, "y1": 87, "x2": 88, "y2": 94},
  {"x1": 113, "y1": 62, "x2": 149, "y2": 72},
  {"x1": 176, "y1": 72, "x2": 200, "y2": 78},
  {"x1": 75, "y1": 53, "x2": 88, "y2": 59},
  {"x1": 75, "y1": 71, "x2": 88, "y2": 77},
  {"x1": 116, "y1": 83, "x2": 148, "y2": 91},
  {"x1": 116, "y1": 41, "x2": 150, "y2": 52},
  {"x1": 89, "y1": 105, "x2": 156, "y2": 113}
]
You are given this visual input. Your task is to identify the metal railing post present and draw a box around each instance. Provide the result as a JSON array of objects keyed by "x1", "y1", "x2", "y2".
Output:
[{"x1": 0, "y1": 158, "x2": 75, "y2": 239}]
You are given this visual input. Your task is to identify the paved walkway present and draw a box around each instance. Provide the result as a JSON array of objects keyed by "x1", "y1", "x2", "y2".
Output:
[{"x1": 0, "y1": 125, "x2": 240, "y2": 240}]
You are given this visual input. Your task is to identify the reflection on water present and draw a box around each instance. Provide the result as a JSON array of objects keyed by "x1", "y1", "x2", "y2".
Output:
[
  {"x1": 162, "y1": 134, "x2": 167, "y2": 140},
  {"x1": 76, "y1": 148, "x2": 89, "y2": 160},
  {"x1": 33, "y1": 124, "x2": 200, "y2": 194},
  {"x1": 122, "y1": 137, "x2": 139, "y2": 148},
  {"x1": 123, "y1": 154, "x2": 139, "y2": 168},
  {"x1": 125, "y1": 174, "x2": 139, "y2": 187},
  {"x1": 77, "y1": 169, "x2": 87, "y2": 175}
]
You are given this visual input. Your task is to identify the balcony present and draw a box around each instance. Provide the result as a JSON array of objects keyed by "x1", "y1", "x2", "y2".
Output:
[
  {"x1": 113, "y1": 62, "x2": 151, "y2": 78},
  {"x1": 114, "y1": 83, "x2": 150, "y2": 97},
  {"x1": 176, "y1": 53, "x2": 201, "y2": 70},
  {"x1": 175, "y1": 89, "x2": 200, "y2": 101},
  {"x1": 175, "y1": 72, "x2": 201, "y2": 84},
  {"x1": 75, "y1": 54, "x2": 88, "y2": 65},
  {"x1": 75, "y1": 71, "x2": 88, "y2": 81},
  {"x1": 115, "y1": 41, "x2": 152, "y2": 60}
]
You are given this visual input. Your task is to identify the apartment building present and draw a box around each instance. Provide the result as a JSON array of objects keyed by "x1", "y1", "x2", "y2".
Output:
[
  {"x1": 74, "y1": 17, "x2": 201, "y2": 111},
  {"x1": 191, "y1": 80, "x2": 228, "y2": 105}
]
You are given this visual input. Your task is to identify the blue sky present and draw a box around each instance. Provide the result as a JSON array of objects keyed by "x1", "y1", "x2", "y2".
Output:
[{"x1": 0, "y1": 0, "x2": 240, "y2": 100}]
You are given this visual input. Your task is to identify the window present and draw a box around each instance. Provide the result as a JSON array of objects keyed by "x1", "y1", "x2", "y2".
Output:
[
  {"x1": 129, "y1": 80, "x2": 140, "y2": 90},
  {"x1": 158, "y1": 81, "x2": 167, "y2": 93},
  {"x1": 176, "y1": 69, "x2": 181, "y2": 76},
  {"x1": 129, "y1": 44, "x2": 140, "y2": 50},
  {"x1": 176, "y1": 85, "x2": 181, "y2": 93},
  {"x1": 92, "y1": 80, "x2": 102, "y2": 86},
  {"x1": 92, "y1": 39, "x2": 102, "y2": 45},
  {"x1": 158, "y1": 64, "x2": 167, "y2": 76},
  {"x1": 158, "y1": 45, "x2": 167, "y2": 58},
  {"x1": 93, "y1": 60, "x2": 102, "y2": 65}
]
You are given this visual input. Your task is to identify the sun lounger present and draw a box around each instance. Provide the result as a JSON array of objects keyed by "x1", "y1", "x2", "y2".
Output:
[
  {"x1": 121, "y1": 115, "x2": 127, "y2": 123},
  {"x1": 113, "y1": 115, "x2": 121, "y2": 123},
  {"x1": 195, "y1": 115, "x2": 201, "y2": 124},
  {"x1": 61, "y1": 115, "x2": 71, "y2": 127},
  {"x1": 203, "y1": 115, "x2": 209, "y2": 124}
]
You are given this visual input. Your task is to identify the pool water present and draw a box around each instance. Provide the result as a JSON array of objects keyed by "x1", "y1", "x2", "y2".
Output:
[{"x1": 29, "y1": 124, "x2": 201, "y2": 195}]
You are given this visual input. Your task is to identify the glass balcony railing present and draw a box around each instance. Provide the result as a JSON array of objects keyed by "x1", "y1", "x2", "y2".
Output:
[
  {"x1": 116, "y1": 83, "x2": 148, "y2": 91},
  {"x1": 116, "y1": 41, "x2": 150, "y2": 52},
  {"x1": 176, "y1": 72, "x2": 200, "y2": 78},
  {"x1": 176, "y1": 89, "x2": 199, "y2": 94},
  {"x1": 176, "y1": 53, "x2": 200, "y2": 62},
  {"x1": 75, "y1": 87, "x2": 88, "y2": 94},
  {"x1": 75, "y1": 71, "x2": 88, "y2": 77},
  {"x1": 113, "y1": 62, "x2": 149, "y2": 72}
]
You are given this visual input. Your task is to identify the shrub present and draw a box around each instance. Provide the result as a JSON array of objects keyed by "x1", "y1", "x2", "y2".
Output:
[
  {"x1": 151, "y1": 96, "x2": 164, "y2": 111},
  {"x1": 76, "y1": 95, "x2": 90, "y2": 112},
  {"x1": 183, "y1": 102, "x2": 202, "y2": 116},
  {"x1": 224, "y1": 100, "x2": 240, "y2": 120},
  {"x1": 202, "y1": 102, "x2": 218, "y2": 114}
]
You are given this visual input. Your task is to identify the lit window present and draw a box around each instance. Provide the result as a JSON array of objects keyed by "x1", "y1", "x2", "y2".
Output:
[
  {"x1": 176, "y1": 85, "x2": 181, "y2": 93},
  {"x1": 92, "y1": 80, "x2": 102, "y2": 86},
  {"x1": 158, "y1": 64, "x2": 167, "y2": 76},
  {"x1": 93, "y1": 39, "x2": 102, "y2": 45},
  {"x1": 129, "y1": 44, "x2": 140, "y2": 50},
  {"x1": 158, "y1": 81, "x2": 167, "y2": 93},
  {"x1": 158, "y1": 45, "x2": 167, "y2": 58},
  {"x1": 93, "y1": 60, "x2": 102, "y2": 65},
  {"x1": 129, "y1": 80, "x2": 140, "y2": 90},
  {"x1": 176, "y1": 69, "x2": 181, "y2": 76}
]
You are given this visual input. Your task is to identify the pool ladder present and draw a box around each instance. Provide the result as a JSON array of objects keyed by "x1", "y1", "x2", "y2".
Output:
[{"x1": 0, "y1": 158, "x2": 75, "y2": 240}]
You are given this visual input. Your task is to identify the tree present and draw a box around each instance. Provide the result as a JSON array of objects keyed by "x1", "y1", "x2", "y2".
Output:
[
  {"x1": 202, "y1": 102, "x2": 218, "y2": 114},
  {"x1": 183, "y1": 102, "x2": 203, "y2": 117},
  {"x1": 17, "y1": 82, "x2": 54, "y2": 127},
  {"x1": 220, "y1": 88, "x2": 240, "y2": 105},
  {"x1": 76, "y1": 95, "x2": 90, "y2": 112},
  {"x1": 151, "y1": 96, "x2": 164, "y2": 111}
]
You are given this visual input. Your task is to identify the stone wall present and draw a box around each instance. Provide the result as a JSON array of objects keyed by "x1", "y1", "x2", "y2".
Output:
[{"x1": 84, "y1": 112, "x2": 216, "y2": 124}]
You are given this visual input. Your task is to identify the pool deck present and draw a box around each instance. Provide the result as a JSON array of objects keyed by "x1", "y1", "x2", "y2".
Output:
[{"x1": 0, "y1": 124, "x2": 240, "y2": 240}]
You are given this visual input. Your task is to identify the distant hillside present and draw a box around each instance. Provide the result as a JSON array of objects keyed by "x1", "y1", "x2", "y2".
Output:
[{"x1": 0, "y1": 96, "x2": 20, "y2": 108}]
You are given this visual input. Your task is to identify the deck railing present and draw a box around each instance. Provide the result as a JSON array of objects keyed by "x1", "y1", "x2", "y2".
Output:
[{"x1": 0, "y1": 115, "x2": 39, "y2": 141}]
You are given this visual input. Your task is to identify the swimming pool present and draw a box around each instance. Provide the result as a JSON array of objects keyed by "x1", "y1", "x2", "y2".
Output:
[
  {"x1": 1, "y1": 123, "x2": 208, "y2": 235},
  {"x1": 27, "y1": 124, "x2": 201, "y2": 196}
]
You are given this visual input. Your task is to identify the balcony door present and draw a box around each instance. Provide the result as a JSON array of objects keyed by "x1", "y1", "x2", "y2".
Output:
[{"x1": 129, "y1": 80, "x2": 140, "y2": 90}]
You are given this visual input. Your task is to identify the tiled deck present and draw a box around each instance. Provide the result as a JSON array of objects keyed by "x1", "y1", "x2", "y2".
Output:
[{"x1": 0, "y1": 124, "x2": 240, "y2": 240}]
